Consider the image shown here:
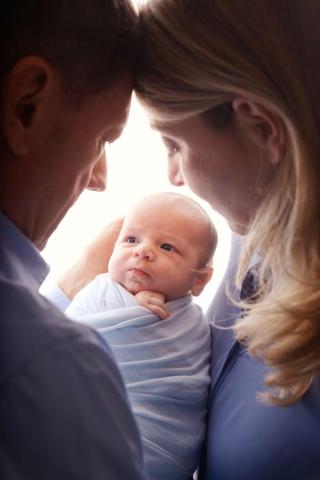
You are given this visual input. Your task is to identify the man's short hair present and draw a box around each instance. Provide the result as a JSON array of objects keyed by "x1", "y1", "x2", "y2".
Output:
[{"x1": 1, "y1": 0, "x2": 138, "y2": 99}]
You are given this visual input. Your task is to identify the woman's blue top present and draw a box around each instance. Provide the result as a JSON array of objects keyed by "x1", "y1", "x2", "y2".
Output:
[{"x1": 200, "y1": 234, "x2": 320, "y2": 480}]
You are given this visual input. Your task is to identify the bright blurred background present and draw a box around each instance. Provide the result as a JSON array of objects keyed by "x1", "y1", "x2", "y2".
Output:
[{"x1": 41, "y1": 95, "x2": 231, "y2": 310}]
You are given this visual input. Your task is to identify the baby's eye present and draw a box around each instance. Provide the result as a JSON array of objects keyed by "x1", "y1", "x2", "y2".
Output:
[
  {"x1": 126, "y1": 236, "x2": 137, "y2": 243},
  {"x1": 160, "y1": 243, "x2": 176, "y2": 252}
]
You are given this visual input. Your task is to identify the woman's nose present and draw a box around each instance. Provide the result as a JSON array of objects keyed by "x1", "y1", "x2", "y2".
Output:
[
  {"x1": 87, "y1": 150, "x2": 107, "y2": 192},
  {"x1": 168, "y1": 153, "x2": 185, "y2": 187},
  {"x1": 134, "y1": 243, "x2": 155, "y2": 261}
]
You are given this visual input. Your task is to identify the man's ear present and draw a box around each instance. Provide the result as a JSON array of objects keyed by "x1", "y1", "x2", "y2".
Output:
[
  {"x1": 191, "y1": 266, "x2": 214, "y2": 297},
  {"x1": 1, "y1": 56, "x2": 61, "y2": 156},
  {"x1": 232, "y1": 97, "x2": 286, "y2": 166}
]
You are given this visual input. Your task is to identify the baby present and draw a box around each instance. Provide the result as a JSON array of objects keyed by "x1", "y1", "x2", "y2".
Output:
[{"x1": 66, "y1": 192, "x2": 217, "y2": 480}]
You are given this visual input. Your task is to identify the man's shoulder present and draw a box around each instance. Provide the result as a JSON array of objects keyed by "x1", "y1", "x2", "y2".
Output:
[
  {"x1": 0, "y1": 279, "x2": 147, "y2": 480},
  {"x1": 0, "y1": 277, "x2": 116, "y2": 387}
]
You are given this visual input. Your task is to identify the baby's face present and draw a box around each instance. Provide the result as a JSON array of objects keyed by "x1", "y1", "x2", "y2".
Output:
[{"x1": 108, "y1": 199, "x2": 207, "y2": 300}]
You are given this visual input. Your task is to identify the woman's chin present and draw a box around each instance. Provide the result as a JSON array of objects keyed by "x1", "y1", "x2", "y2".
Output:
[{"x1": 228, "y1": 221, "x2": 248, "y2": 236}]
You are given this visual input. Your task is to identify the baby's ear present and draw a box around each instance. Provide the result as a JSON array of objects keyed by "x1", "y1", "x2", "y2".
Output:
[{"x1": 191, "y1": 266, "x2": 213, "y2": 297}]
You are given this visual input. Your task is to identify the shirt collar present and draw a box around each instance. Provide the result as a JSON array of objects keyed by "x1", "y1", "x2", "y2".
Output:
[{"x1": 0, "y1": 211, "x2": 49, "y2": 289}]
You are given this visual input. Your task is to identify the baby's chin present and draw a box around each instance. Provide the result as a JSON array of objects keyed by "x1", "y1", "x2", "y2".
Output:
[
  {"x1": 118, "y1": 277, "x2": 153, "y2": 296},
  {"x1": 120, "y1": 278, "x2": 170, "y2": 298},
  {"x1": 118, "y1": 269, "x2": 152, "y2": 292}
]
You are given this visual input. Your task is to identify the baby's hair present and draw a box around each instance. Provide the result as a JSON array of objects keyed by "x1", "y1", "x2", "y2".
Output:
[
  {"x1": 179, "y1": 195, "x2": 217, "y2": 268},
  {"x1": 138, "y1": 192, "x2": 218, "y2": 267}
]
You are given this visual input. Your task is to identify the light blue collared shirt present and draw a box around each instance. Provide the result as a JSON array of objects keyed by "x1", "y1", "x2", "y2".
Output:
[{"x1": 0, "y1": 211, "x2": 147, "y2": 480}]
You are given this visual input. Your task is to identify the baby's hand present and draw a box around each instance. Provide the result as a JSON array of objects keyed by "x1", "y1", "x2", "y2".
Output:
[{"x1": 135, "y1": 291, "x2": 170, "y2": 320}]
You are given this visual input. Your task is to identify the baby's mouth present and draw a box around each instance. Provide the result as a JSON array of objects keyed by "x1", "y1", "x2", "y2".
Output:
[{"x1": 128, "y1": 267, "x2": 150, "y2": 278}]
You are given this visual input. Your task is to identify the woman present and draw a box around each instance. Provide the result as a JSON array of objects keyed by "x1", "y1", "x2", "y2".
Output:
[{"x1": 133, "y1": 0, "x2": 320, "y2": 478}]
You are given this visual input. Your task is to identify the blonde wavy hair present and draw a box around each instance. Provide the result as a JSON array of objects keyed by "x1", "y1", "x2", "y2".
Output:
[{"x1": 135, "y1": 0, "x2": 320, "y2": 405}]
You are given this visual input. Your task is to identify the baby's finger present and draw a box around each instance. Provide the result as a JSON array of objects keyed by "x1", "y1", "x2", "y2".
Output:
[{"x1": 148, "y1": 304, "x2": 170, "y2": 320}]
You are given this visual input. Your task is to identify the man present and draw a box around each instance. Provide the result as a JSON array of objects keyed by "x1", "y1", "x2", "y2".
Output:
[{"x1": 0, "y1": 1, "x2": 147, "y2": 478}]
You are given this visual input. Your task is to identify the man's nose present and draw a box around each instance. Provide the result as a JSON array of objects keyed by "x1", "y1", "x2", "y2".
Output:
[
  {"x1": 168, "y1": 153, "x2": 185, "y2": 187},
  {"x1": 87, "y1": 150, "x2": 107, "y2": 192},
  {"x1": 134, "y1": 243, "x2": 155, "y2": 261}
]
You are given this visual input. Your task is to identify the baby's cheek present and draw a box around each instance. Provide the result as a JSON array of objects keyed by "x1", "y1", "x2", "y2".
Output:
[{"x1": 108, "y1": 257, "x2": 122, "y2": 282}]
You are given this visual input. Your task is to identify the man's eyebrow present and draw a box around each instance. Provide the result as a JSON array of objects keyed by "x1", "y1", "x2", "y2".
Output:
[{"x1": 105, "y1": 123, "x2": 127, "y2": 142}]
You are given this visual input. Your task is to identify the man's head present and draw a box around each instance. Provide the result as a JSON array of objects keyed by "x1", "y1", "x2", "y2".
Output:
[
  {"x1": 108, "y1": 192, "x2": 217, "y2": 300},
  {"x1": 0, "y1": 0, "x2": 138, "y2": 99},
  {"x1": 0, "y1": 0, "x2": 138, "y2": 249}
]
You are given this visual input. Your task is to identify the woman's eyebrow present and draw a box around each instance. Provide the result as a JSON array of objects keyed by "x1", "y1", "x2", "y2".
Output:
[
  {"x1": 149, "y1": 120, "x2": 173, "y2": 132},
  {"x1": 150, "y1": 121, "x2": 163, "y2": 131}
]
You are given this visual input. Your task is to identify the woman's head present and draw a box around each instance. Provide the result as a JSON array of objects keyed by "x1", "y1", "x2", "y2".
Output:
[
  {"x1": 135, "y1": 0, "x2": 320, "y2": 232},
  {"x1": 147, "y1": 103, "x2": 284, "y2": 234},
  {"x1": 135, "y1": 0, "x2": 320, "y2": 404}
]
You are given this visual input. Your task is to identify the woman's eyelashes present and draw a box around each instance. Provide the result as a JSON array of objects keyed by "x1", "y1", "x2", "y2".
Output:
[{"x1": 162, "y1": 136, "x2": 181, "y2": 158}]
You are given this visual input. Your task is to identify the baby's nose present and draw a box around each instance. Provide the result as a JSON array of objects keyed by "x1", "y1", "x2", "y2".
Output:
[{"x1": 134, "y1": 244, "x2": 154, "y2": 261}]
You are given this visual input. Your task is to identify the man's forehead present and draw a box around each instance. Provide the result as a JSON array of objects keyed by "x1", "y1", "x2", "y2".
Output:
[{"x1": 95, "y1": 74, "x2": 133, "y2": 136}]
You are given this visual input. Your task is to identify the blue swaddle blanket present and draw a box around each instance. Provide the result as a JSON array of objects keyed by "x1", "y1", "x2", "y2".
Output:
[{"x1": 66, "y1": 274, "x2": 211, "y2": 480}]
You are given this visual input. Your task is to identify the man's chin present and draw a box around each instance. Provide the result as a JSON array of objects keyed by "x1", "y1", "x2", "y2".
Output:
[
  {"x1": 35, "y1": 237, "x2": 49, "y2": 251},
  {"x1": 37, "y1": 205, "x2": 73, "y2": 251},
  {"x1": 34, "y1": 220, "x2": 61, "y2": 251}
]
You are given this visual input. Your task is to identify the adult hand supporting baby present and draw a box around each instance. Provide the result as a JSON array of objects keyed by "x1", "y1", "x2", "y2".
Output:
[
  {"x1": 58, "y1": 218, "x2": 124, "y2": 299},
  {"x1": 135, "y1": 291, "x2": 170, "y2": 320}
]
